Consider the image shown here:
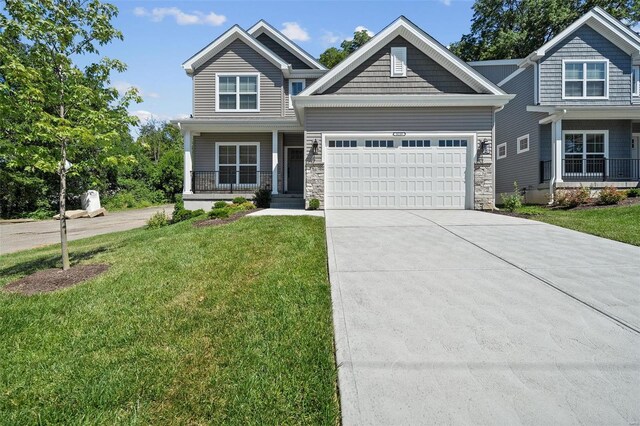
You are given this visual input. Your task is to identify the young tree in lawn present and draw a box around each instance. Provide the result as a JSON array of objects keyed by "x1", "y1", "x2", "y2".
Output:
[{"x1": 0, "y1": 0, "x2": 140, "y2": 269}]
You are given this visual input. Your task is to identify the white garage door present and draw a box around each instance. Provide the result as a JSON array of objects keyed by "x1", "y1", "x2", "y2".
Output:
[{"x1": 325, "y1": 136, "x2": 471, "y2": 209}]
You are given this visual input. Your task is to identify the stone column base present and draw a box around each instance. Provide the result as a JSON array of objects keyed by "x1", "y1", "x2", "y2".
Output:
[
  {"x1": 305, "y1": 162, "x2": 325, "y2": 209},
  {"x1": 474, "y1": 162, "x2": 494, "y2": 210}
]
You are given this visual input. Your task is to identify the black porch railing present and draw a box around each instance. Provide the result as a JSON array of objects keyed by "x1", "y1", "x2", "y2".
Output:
[
  {"x1": 191, "y1": 171, "x2": 272, "y2": 193},
  {"x1": 540, "y1": 158, "x2": 640, "y2": 183}
]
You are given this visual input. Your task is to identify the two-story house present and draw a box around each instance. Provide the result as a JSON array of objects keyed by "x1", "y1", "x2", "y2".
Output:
[
  {"x1": 472, "y1": 7, "x2": 640, "y2": 203},
  {"x1": 173, "y1": 17, "x2": 513, "y2": 210}
]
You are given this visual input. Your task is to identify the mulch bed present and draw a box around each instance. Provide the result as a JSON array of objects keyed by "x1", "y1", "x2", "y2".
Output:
[
  {"x1": 493, "y1": 196, "x2": 640, "y2": 218},
  {"x1": 3, "y1": 264, "x2": 110, "y2": 296},
  {"x1": 193, "y1": 208, "x2": 261, "y2": 228}
]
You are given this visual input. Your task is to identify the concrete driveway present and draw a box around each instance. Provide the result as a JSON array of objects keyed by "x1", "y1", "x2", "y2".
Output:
[
  {"x1": 0, "y1": 205, "x2": 173, "y2": 255},
  {"x1": 325, "y1": 210, "x2": 640, "y2": 425}
]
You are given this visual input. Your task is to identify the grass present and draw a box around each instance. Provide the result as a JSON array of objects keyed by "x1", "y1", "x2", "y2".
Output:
[
  {"x1": 0, "y1": 216, "x2": 339, "y2": 425},
  {"x1": 511, "y1": 204, "x2": 640, "y2": 246}
]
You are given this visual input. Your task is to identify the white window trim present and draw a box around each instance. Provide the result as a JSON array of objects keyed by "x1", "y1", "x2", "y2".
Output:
[
  {"x1": 561, "y1": 130, "x2": 609, "y2": 176},
  {"x1": 215, "y1": 142, "x2": 261, "y2": 186},
  {"x1": 390, "y1": 46, "x2": 407, "y2": 78},
  {"x1": 633, "y1": 65, "x2": 640, "y2": 97},
  {"x1": 288, "y1": 79, "x2": 306, "y2": 109},
  {"x1": 215, "y1": 73, "x2": 260, "y2": 112},
  {"x1": 516, "y1": 134, "x2": 530, "y2": 154},
  {"x1": 497, "y1": 142, "x2": 507, "y2": 159},
  {"x1": 561, "y1": 59, "x2": 609, "y2": 100}
]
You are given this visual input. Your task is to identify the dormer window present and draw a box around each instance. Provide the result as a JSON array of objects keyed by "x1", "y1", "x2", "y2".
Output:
[
  {"x1": 390, "y1": 47, "x2": 407, "y2": 78},
  {"x1": 633, "y1": 66, "x2": 640, "y2": 97},
  {"x1": 288, "y1": 79, "x2": 305, "y2": 108},
  {"x1": 562, "y1": 60, "x2": 608, "y2": 99},
  {"x1": 216, "y1": 73, "x2": 260, "y2": 112}
]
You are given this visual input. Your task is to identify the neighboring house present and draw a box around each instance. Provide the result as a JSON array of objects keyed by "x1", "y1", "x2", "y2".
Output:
[
  {"x1": 173, "y1": 17, "x2": 513, "y2": 210},
  {"x1": 471, "y1": 7, "x2": 640, "y2": 203}
]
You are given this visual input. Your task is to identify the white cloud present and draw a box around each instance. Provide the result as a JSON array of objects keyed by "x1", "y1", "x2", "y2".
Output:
[
  {"x1": 112, "y1": 81, "x2": 160, "y2": 100},
  {"x1": 131, "y1": 110, "x2": 157, "y2": 123},
  {"x1": 439, "y1": 0, "x2": 452, "y2": 5},
  {"x1": 134, "y1": 7, "x2": 226, "y2": 26},
  {"x1": 280, "y1": 22, "x2": 310, "y2": 42},
  {"x1": 354, "y1": 25, "x2": 375, "y2": 37},
  {"x1": 146, "y1": 92, "x2": 160, "y2": 99},
  {"x1": 321, "y1": 31, "x2": 341, "y2": 46}
]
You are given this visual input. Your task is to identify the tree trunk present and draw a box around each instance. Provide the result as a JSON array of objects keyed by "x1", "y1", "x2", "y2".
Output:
[{"x1": 59, "y1": 138, "x2": 70, "y2": 270}]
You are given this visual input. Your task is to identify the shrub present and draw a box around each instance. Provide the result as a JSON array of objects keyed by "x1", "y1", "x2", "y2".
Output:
[
  {"x1": 146, "y1": 210, "x2": 169, "y2": 229},
  {"x1": 500, "y1": 181, "x2": 523, "y2": 212},
  {"x1": 171, "y1": 208, "x2": 204, "y2": 224},
  {"x1": 27, "y1": 208, "x2": 57, "y2": 220},
  {"x1": 308, "y1": 198, "x2": 320, "y2": 210},
  {"x1": 240, "y1": 201, "x2": 256, "y2": 210},
  {"x1": 232, "y1": 196, "x2": 247, "y2": 205},
  {"x1": 254, "y1": 188, "x2": 271, "y2": 208},
  {"x1": 554, "y1": 186, "x2": 590, "y2": 208},
  {"x1": 208, "y1": 208, "x2": 230, "y2": 219},
  {"x1": 597, "y1": 186, "x2": 626, "y2": 205},
  {"x1": 174, "y1": 194, "x2": 184, "y2": 210},
  {"x1": 214, "y1": 201, "x2": 228, "y2": 209},
  {"x1": 626, "y1": 188, "x2": 640, "y2": 198}
]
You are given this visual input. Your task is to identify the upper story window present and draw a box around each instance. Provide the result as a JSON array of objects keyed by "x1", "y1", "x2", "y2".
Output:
[
  {"x1": 288, "y1": 79, "x2": 305, "y2": 108},
  {"x1": 216, "y1": 73, "x2": 259, "y2": 112},
  {"x1": 517, "y1": 134, "x2": 530, "y2": 154},
  {"x1": 390, "y1": 47, "x2": 407, "y2": 78},
  {"x1": 562, "y1": 60, "x2": 608, "y2": 99},
  {"x1": 633, "y1": 66, "x2": 640, "y2": 97}
]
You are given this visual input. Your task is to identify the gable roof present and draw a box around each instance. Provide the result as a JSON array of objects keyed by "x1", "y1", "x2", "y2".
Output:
[
  {"x1": 519, "y1": 7, "x2": 640, "y2": 67},
  {"x1": 300, "y1": 16, "x2": 506, "y2": 96},
  {"x1": 248, "y1": 20, "x2": 327, "y2": 70},
  {"x1": 182, "y1": 25, "x2": 289, "y2": 75}
]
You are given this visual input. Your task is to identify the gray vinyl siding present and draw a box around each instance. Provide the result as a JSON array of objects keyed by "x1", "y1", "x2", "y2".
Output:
[
  {"x1": 284, "y1": 78, "x2": 317, "y2": 117},
  {"x1": 470, "y1": 64, "x2": 519, "y2": 85},
  {"x1": 193, "y1": 132, "x2": 272, "y2": 173},
  {"x1": 255, "y1": 33, "x2": 312, "y2": 69},
  {"x1": 539, "y1": 25, "x2": 634, "y2": 105},
  {"x1": 494, "y1": 67, "x2": 548, "y2": 194},
  {"x1": 539, "y1": 124, "x2": 551, "y2": 161},
  {"x1": 322, "y1": 36, "x2": 478, "y2": 95},
  {"x1": 192, "y1": 39, "x2": 284, "y2": 118}
]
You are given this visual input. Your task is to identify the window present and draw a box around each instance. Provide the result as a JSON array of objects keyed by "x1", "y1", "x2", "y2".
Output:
[
  {"x1": 365, "y1": 140, "x2": 394, "y2": 148},
  {"x1": 633, "y1": 66, "x2": 640, "y2": 97},
  {"x1": 216, "y1": 74, "x2": 259, "y2": 111},
  {"x1": 390, "y1": 47, "x2": 407, "y2": 78},
  {"x1": 563, "y1": 61, "x2": 607, "y2": 99},
  {"x1": 497, "y1": 143, "x2": 507, "y2": 159},
  {"x1": 517, "y1": 134, "x2": 530, "y2": 154},
  {"x1": 217, "y1": 143, "x2": 260, "y2": 185},
  {"x1": 401, "y1": 140, "x2": 431, "y2": 147},
  {"x1": 328, "y1": 140, "x2": 357, "y2": 148},
  {"x1": 563, "y1": 131, "x2": 607, "y2": 175},
  {"x1": 438, "y1": 139, "x2": 468, "y2": 147},
  {"x1": 288, "y1": 79, "x2": 305, "y2": 108}
]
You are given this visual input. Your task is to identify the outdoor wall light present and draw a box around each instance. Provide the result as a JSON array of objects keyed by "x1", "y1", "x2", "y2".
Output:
[
  {"x1": 312, "y1": 139, "x2": 319, "y2": 155},
  {"x1": 480, "y1": 139, "x2": 491, "y2": 155}
]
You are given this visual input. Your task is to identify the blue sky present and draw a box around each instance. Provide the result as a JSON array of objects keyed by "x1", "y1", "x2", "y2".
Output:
[{"x1": 101, "y1": 0, "x2": 477, "y2": 123}]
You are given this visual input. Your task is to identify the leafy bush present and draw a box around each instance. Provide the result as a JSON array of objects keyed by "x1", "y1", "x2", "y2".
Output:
[
  {"x1": 500, "y1": 181, "x2": 523, "y2": 212},
  {"x1": 214, "y1": 201, "x2": 228, "y2": 209},
  {"x1": 146, "y1": 211, "x2": 169, "y2": 229},
  {"x1": 103, "y1": 179, "x2": 166, "y2": 210},
  {"x1": 626, "y1": 188, "x2": 640, "y2": 198},
  {"x1": 232, "y1": 197, "x2": 247, "y2": 205},
  {"x1": 240, "y1": 201, "x2": 256, "y2": 210},
  {"x1": 171, "y1": 208, "x2": 205, "y2": 224},
  {"x1": 308, "y1": 198, "x2": 320, "y2": 210},
  {"x1": 554, "y1": 186, "x2": 590, "y2": 208},
  {"x1": 208, "y1": 208, "x2": 230, "y2": 219},
  {"x1": 597, "y1": 186, "x2": 626, "y2": 205},
  {"x1": 254, "y1": 188, "x2": 271, "y2": 208},
  {"x1": 174, "y1": 194, "x2": 184, "y2": 210},
  {"x1": 27, "y1": 208, "x2": 57, "y2": 220}
]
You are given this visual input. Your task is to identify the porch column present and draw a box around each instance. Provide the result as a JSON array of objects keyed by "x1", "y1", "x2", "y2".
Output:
[
  {"x1": 271, "y1": 130, "x2": 279, "y2": 195},
  {"x1": 183, "y1": 130, "x2": 193, "y2": 194},
  {"x1": 553, "y1": 119, "x2": 563, "y2": 183}
]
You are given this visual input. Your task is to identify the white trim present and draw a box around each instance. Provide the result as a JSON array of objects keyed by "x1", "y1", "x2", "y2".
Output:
[
  {"x1": 553, "y1": 119, "x2": 563, "y2": 184},
  {"x1": 288, "y1": 79, "x2": 306, "y2": 109},
  {"x1": 633, "y1": 65, "x2": 640, "y2": 97},
  {"x1": 468, "y1": 59, "x2": 524, "y2": 66},
  {"x1": 517, "y1": 134, "x2": 530, "y2": 154},
  {"x1": 182, "y1": 26, "x2": 289, "y2": 74},
  {"x1": 561, "y1": 130, "x2": 609, "y2": 177},
  {"x1": 390, "y1": 46, "x2": 407, "y2": 77},
  {"x1": 561, "y1": 59, "x2": 609, "y2": 100},
  {"x1": 183, "y1": 130, "x2": 193, "y2": 194},
  {"x1": 497, "y1": 67, "x2": 525, "y2": 87},
  {"x1": 534, "y1": 62, "x2": 539, "y2": 104},
  {"x1": 496, "y1": 142, "x2": 507, "y2": 159},
  {"x1": 284, "y1": 146, "x2": 304, "y2": 193},
  {"x1": 248, "y1": 20, "x2": 327, "y2": 70},
  {"x1": 215, "y1": 142, "x2": 261, "y2": 187},
  {"x1": 271, "y1": 132, "x2": 278, "y2": 195},
  {"x1": 299, "y1": 16, "x2": 506, "y2": 96},
  {"x1": 215, "y1": 73, "x2": 260, "y2": 113}
]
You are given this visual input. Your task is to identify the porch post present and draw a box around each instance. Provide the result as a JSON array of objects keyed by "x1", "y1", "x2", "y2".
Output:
[
  {"x1": 553, "y1": 119, "x2": 563, "y2": 183},
  {"x1": 271, "y1": 130, "x2": 279, "y2": 195},
  {"x1": 183, "y1": 130, "x2": 193, "y2": 194}
]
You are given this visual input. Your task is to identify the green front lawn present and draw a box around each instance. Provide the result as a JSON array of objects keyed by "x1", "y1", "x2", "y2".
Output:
[
  {"x1": 0, "y1": 217, "x2": 339, "y2": 424},
  {"x1": 512, "y1": 204, "x2": 640, "y2": 246}
]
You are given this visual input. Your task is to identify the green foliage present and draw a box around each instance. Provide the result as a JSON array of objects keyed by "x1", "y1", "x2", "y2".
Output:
[
  {"x1": 597, "y1": 186, "x2": 626, "y2": 205},
  {"x1": 102, "y1": 178, "x2": 165, "y2": 210},
  {"x1": 308, "y1": 198, "x2": 320, "y2": 210},
  {"x1": 232, "y1": 197, "x2": 247, "y2": 205},
  {"x1": 171, "y1": 208, "x2": 204, "y2": 224},
  {"x1": 146, "y1": 210, "x2": 169, "y2": 229},
  {"x1": 554, "y1": 186, "x2": 590, "y2": 208},
  {"x1": 319, "y1": 29, "x2": 372, "y2": 68},
  {"x1": 626, "y1": 188, "x2": 640, "y2": 198},
  {"x1": 208, "y1": 208, "x2": 231, "y2": 219},
  {"x1": 214, "y1": 201, "x2": 228, "y2": 209},
  {"x1": 253, "y1": 188, "x2": 271, "y2": 208},
  {"x1": 500, "y1": 181, "x2": 524, "y2": 212},
  {"x1": 207, "y1": 202, "x2": 255, "y2": 219},
  {"x1": 450, "y1": 0, "x2": 640, "y2": 61}
]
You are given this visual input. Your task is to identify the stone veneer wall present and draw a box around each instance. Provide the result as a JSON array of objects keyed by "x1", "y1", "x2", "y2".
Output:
[
  {"x1": 305, "y1": 163, "x2": 325, "y2": 209},
  {"x1": 474, "y1": 138, "x2": 494, "y2": 210}
]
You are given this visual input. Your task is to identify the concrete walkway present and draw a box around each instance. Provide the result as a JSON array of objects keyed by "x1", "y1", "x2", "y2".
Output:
[
  {"x1": 0, "y1": 205, "x2": 173, "y2": 255},
  {"x1": 326, "y1": 210, "x2": 640, "y2": 425}
]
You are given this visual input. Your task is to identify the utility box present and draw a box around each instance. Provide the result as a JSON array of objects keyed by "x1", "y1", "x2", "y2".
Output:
[{"x1": 81, "y1": 190, "x2": 101, "y2": 212}]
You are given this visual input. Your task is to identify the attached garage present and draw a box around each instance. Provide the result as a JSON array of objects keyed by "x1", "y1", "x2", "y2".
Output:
[{"x1": 323, "y1": 134, "x2": 473, "y2": 209}]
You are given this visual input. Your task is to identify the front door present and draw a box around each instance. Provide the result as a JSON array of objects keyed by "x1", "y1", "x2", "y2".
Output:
[
  {"x1": 286, "y1": 148, "x2": 304, "y2": 193},
  {"x1": 633, "y1": 133, "x2": 640, "y2": 179}
]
